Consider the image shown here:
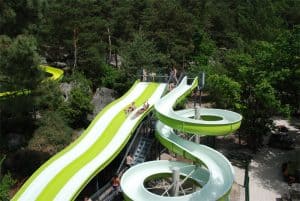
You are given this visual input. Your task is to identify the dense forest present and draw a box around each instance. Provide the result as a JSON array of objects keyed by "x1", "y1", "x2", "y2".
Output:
[{"x1": 0, "y1": 0, "x2": 299, "y2": 199}]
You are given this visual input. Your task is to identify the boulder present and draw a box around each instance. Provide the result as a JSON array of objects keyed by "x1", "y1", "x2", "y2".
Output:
[
  {"x1": 60, "y1": 82, "x2": 74, "y2": 101},
  {"x1": 88, "y1": 87, "x2": 116, "y2": 120}
]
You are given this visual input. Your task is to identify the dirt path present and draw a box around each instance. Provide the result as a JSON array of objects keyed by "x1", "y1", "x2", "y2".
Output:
[{"x1": 248, "y1": 118, "x2": 300, "y2": 201}]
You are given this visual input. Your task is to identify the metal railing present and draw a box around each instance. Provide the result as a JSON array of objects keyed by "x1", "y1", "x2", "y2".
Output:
[{"x1": 90, "y1": 116, "x2": 154, "y2": 201}]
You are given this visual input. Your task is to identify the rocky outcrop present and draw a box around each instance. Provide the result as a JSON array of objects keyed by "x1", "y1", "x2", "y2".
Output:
[
  {"x1": 88, "y1": 87, "x2": 116, "y2": 120},
  {"x1": 60, "y1": 82, "x2": 74, "y2": 101}
]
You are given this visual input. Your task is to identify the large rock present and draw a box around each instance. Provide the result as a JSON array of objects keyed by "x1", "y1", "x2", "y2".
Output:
[
  {"x1": 60, "y1": 82, "x2": 74, "y2": 101},
  {"x1": 88, "y1": 87, "x2": 116, "y2": 120}
]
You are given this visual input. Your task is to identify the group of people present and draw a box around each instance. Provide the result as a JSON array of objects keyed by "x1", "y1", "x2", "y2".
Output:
[
  {"x1": 142, "y1": 66, "x2": 178, "y2": 84},
  {"x1": 124, "y1": 101, "x2": 150, "y2": 116},
  {"x1": 142, "y1": 69, "x2": 157, "y2": 82}
]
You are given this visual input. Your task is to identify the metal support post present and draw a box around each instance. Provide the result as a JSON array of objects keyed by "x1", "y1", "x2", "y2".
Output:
[
  {"x1": 194, "y1": 106, "x2": 201, "y2": 144},
  {"x1": 171, "y1": 167, "x2": 180, "y2": 196}
]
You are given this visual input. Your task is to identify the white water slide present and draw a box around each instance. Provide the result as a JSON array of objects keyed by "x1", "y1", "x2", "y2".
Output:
[
  {"x1": 13, "y1": 81, "x2": 167, "y2": 201},
  {"x1": 121, "y1": 77, "x2": 242, "y2": 201}
]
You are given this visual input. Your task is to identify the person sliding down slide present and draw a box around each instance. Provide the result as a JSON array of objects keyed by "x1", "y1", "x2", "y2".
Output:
[
  {"x1": 124, "y1": 102, "x2": 136, "y2": 116},
  {"x1": 135, "y1": 101, "x2": 149, "y2": 116}
]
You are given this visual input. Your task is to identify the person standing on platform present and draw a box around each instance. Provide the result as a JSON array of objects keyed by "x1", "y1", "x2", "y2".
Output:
[
  {"x1": 112, "y1": 174, "x2": 120, "y2": 191},
  {"x1": 126, "y1": 154, "x2": 134, "y2": 168}
]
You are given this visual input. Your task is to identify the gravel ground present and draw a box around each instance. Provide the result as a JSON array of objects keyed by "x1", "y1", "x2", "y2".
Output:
[{"x1": 248, "y1": 118, "x2": 300, "y2": 201}]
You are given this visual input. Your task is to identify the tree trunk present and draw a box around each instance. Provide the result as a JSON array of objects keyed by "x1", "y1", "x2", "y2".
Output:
[
  {"x1": 107, "y1": 27, "x2": 112, "y2": 64},
  {"x1": 115, "y1": 51, "x2": 119, "y2": 70},
  {"x1": 0, "y1": 155, "x2": 6, "y2": 178},
  {"x1": 73, "y1": 28, "x2": 79, "y2": 72}
]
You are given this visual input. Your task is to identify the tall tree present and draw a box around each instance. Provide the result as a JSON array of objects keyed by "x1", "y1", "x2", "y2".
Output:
[
  {"x1": 142, "y1": 0, "x2": 196, "y2": 67},
  {"x1": 271, "y1": 26, "x2": 300, "y2": 114},
  {"x1": 39, "y1": 0, "x2": 107, "y2": 86},
  {"x1": 59, "y1": 72, "x2": 93, "y2": 128},
  {"x1": 121, "y1": 32, "x2": 165, "y2": 79},
  {"x1": 0, "y1": 0, "x2": 48, "y2": 36},
  {"x1": 223, "y1": 48, "x2": 289, "y2": 151},
  {"x1": 0, "y1": 156, "x2": 15, "y2": 201},
  {"x1": 0, "y1": 35, "x2": 42, "y2": 134}
]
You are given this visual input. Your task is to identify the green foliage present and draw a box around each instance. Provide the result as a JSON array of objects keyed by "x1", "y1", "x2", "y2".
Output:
[
  {"x1": 187, "y1": 31, "x2": 222, "y2": 78},
  {"x1": 39, "y1": 0, "x2": 106, "y2": 86},
  {"x1": 221, "y1": 40, "x2": 294, "y2": 150},
  {"x1": 121, "y1": 32, "x2": 165, "y2": 79},
  {"x1": 271, "y1": 26, "x2": 300, "y2": 114},
  {"x1": 0, "y1": 173, "x2": 15, "y2": 201},
  {"x1": 0, "y1": 35, "x2": 42, "y2": 91},
  {"x1": 36, "y1": 81, "x2": 64, "y2": 111},
  {"x1": 207, "y1": 74, "x2": 242, "y2": 110},
  {"x1": 142, "y1": 0, "x2": 196, "y2": 65},
  {"x1": 0, "y1": 0, "x2": 47, "y2": 36},
  {"x1": 0, "y1": 156, "x2": 16, "y2": 201},
  {"x1": 0, "y1": 35, "x2": 42, "y2": 135},
  {"x1": 59, "y1": 72, "x2": 93, "y2": 128},
  {"x1": 28, "y1": 111, "x2": 72, "y2": 155},
  {"x1": 254, "y1": 80, "x2": 280, "y2": 111},
  {"x1": 193, "y1": 29, "x2": 217, "y2": 61},
  {"x1": 100, "y1": 64, "x2": 127, "y2": 91}
]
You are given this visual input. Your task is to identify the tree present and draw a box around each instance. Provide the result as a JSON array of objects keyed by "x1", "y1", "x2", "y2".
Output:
[
  {"x1": 187, "y1": 30, "x2": 223, "y2": 79},
  {"x1": 0, "y1": 35, "x2": 42, "y2": 92},
  {"x1": 27, "y1": 111, "x2": 72, "y2": 155},
  {"x1": 271, "y1": 26, "x2": 300, "y2": 114},
  {"x1": 142, "y1": 0, "x2": 196, "y2": 67},
  {"x1": 39, "y1": 0, "x2": 107, "y2": 86},
  {"x1": 121, "y1": 32, "x2": 165, "y2": 79},
  {"x1": 207, "y1": 74, "x2": 241, "y2": 110},
  {"x1": 59, "y1": 72, "x2": 93, "y2": 128},
  {"x1": 0, "y1": 0, "x2": 48, "y2": 36},
  {"x1": 223, "y1": 48, "x2": 290, "y2": 151},
  {"x1": 0, "y1": 156, "x2": 15, "y2": 201},
  {"x1": 0, "y1": 35, "x2": 42, "y2": 135},
  {"x1": 35, "y1": 81, "x2": 64, "y2": 111}
]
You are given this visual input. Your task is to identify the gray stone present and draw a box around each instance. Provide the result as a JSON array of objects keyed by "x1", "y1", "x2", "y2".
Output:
[
  {"x1": 88, "y1": 87, "x2": 116, "y2": 120},
  {"x1": 53, "y1": 62, "x2": 67, "y2": 68},
  {"x1": 60, "y1": 82, "x2": 74, "y2": 101}
]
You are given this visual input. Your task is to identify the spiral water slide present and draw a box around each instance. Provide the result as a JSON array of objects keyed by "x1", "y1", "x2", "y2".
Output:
[
  {"x1": 13, "y1": 81, "x2": 167, "y2": 201},
  {"x1": 121, "y1": 77, "x2": 242, "y2": 201}
]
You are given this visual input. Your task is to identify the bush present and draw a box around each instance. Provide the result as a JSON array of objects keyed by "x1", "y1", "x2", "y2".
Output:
[
  {"x1": 59, "y1": 72, "x2": 93, "y2": 128},
  {"x1": 0, "y1": 156, "x2": 15, "y2": 201},
  {"x1": 0, "y1": 173, "x2": 15, "y2": 201},
  {"x1": 28, "y1": 111, "x2": 72, "y2": 155}
]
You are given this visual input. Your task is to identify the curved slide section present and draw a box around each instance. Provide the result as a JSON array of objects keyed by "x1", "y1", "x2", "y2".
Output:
[
  {"x1": 0, "y1": 65, "x2": 64, "y2": 97},
  {"x1": 40, "y1": 65, "x2": 64, "y2": 81},
  {"x1": 121, "y1": 77, "x2": 242, "y2": 201},
  {"x1": 155, "y1": 77, "x2": 241, "y2": 135},
  {"x1": 13, "y1": 81, "x2": 167, "y2": 201}
]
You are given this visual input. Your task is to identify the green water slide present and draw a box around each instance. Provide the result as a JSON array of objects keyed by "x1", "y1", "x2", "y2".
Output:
[
  {"x1": 121, "y1": 77, "x2": 242, "y2": 201},
  {"x1": 39, "y1": 65, "x2": 64, "y2": 81},
  {"x1": 13, "y1": 81, "x2": 167, "y2": 201},
  {"x1": 0, "y1": 65, "x2": 63, "y2": 97}
]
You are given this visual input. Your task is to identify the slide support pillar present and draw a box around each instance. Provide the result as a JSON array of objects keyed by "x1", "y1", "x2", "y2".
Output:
[
  {"x1": 194, "y1": 107, "x2": 201, "y2": 144},
  {"x1": 171, "y1": 167, "x2": 180, "y2": 196},
  {"x1": 195, "y1": 135, "x2": 200, "y2": 144}
]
